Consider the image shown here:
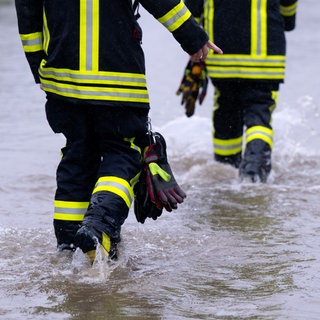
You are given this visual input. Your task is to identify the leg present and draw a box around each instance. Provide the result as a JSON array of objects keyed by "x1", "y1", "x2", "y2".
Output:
[
  {"x1": 45, "y1": 98, "x2": 101, "y2": 250},
  {"x1": 212, "y1": 81, "x2": 243, "y2": 168},
  {"x1": 75, "y1": 107, "x2": 149, "y2": 260},
  {"x1": 240, "y1": 82, "x2": 279, "y2": 182}
]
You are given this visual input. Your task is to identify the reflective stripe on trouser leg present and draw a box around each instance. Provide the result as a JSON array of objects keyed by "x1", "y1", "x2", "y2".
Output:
[
  {"x1": 53, "y1": 200, "x2": 89, "y2": 247},
  {"x1": 214, "y1": 136, "x2": 243, "y2": 157},
  {"x1": 53, "y1": 200, "x2": 89, "y2": 221},
  {"x1": 245, "y1": 126, "x2": 273, "y2": 148},
  {"x1": 92, "y1": 176, "x2": 134, "y2": 209}
]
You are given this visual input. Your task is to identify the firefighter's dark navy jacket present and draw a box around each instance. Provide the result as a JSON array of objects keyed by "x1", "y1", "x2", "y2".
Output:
[
  {"x1": 184, "y1": 0, "x2": 298, "y2": 82},
  {"x1": 15, "y1": 0, "x2": 208, "y2": 108}
]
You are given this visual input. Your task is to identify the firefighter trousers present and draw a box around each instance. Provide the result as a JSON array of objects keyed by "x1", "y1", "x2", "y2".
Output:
[
  {"x1": 45, "y1": 97, "x2": 149, "y2": 245},
  {"x1": 212, "y1": 81, "x2": 279, "y2": 160}
]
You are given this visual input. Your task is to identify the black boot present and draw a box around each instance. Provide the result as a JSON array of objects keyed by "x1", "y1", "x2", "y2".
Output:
[
  {"x1": 74, "y1": 225, "x2": 118, "y2": 263},
  {"x1": 239, "y1": 140, "x2": 271, "y2": 183},
  {"x1": 73, "y1": 192, "x2": 123, "y2": 262},
  {"x1": 54, "y1": 220, "x2": 82, "y2": 251},
  {"x1": 215, "y1": 153, "x2": 242, "y2": 169}
]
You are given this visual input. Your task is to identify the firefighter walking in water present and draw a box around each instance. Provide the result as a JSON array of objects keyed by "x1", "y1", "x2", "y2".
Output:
[
  {"x1": 15, "y1": 0, "x2": 222, "y2": 261},
  {"x1": 178, "y1": 0, "x2": 298, "y2": 183}
]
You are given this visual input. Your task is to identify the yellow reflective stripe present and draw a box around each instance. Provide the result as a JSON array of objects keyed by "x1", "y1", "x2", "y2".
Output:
[
  {"x1": 54, "y1": 213, "x2": 85, "y2": 221},
  {"x1": 148, "y1": 163, "x2": 171, "y2": 182},
  {"x1": 43, "y1": 10, "x2": 50, "y2": 55},
  {"x1": 93, "y1": 176, "x2": 134, "y2": 208},
  {"x1": 54, "y1": 200, "x2": 89, "y2": 209},
  {"x1": 40, "y1": 79, "x2": 149, "y2": 102},
  {"x1": 260, "y1": 0, "x2": 268, "y2": 56},
  {"x1": 158, "y1": 1, "x2": 191, "y2": 32},
  {"x1": 39, "y1": 64, "x2": 147, "y2": 86},
  {"x1": 206, "y1": 54, "x2": 286, "y2": 79},
  {"x1": 214, "y1": 136, "x2": 243, "y2": 156},
  {"x1": 92, "y1": 0, "x2": 99, "y2": 71},
  {"x1": 251, "y1": 0, "x2": 258, "y2": 55},
  {"x1": 130, "y1": 171, "x2": 141, "y2": 189},
  {"x1": 79, "y1": 0, "x2": 100, "y2": 71},
  {"x1": 124, "y1": 137, "x2": 142, "y2": 153},
  {"x1": 280, "y1": 2, "x2": 297, "y2": 17},
  {"x1": 204, "y1": 0, "x2": 214, "y2": 42},
  {"x1": 270, "y1": 90, "x2": 279, "y2": 113},
  {"x1": 80, "y1": 0, "x2": 87, "y2": 70},
  {"x1": 207, "y1": 66, "x2": 285, "y2": 80},
  {"x1": 206, "y1": 54, "x2": 286, "y2": 66},
  {"x1": 101, "y1": 232, "x2": 111, "y2": 254},
  {"x1": 246, "y1": 126, "x2": 273, "y2": 147},
  {"x1": 213, "y1": 85, "x2": 220, "y2": 112},
  {"x1": 20, "y1": 32, "x2": 43, "y2": 52},
  {"x1": 123, "y1": 137, "x2": 141, "y2": 188},
  {"x1": 251, "y1": 0, "x2": 267, "y2": 56},
  {"x1": 53, "y1": 200, "x2": 89, "y2": 221}
]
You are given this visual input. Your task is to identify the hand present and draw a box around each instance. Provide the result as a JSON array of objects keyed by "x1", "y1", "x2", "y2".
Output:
[{"x1": 190, "y1": 40, "x2": 223, "y2": 62}]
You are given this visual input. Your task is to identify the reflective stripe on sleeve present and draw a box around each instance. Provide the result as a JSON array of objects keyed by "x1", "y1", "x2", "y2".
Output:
[
  {"x1": 20, "y1": 32, "x2": 43, "y2": 52},
  {"x1": 280, "y1": 2, "x2": 298, "y2": 17},
  {"x1": 158, "y1": 1, "x2": 191, "y2": 32}
]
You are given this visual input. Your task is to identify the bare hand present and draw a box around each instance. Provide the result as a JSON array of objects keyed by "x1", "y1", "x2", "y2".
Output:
[{"x1": 190, "y1": 40, "x2": 223, "y2": 62}]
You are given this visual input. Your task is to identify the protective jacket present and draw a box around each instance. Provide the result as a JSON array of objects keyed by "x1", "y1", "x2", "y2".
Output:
[
  {"x1": 15, "y1": 0, "x2": 208, "y2": 108},
  {"x1": 184, "y1": 0, "x2": 298, "y2": 82}
]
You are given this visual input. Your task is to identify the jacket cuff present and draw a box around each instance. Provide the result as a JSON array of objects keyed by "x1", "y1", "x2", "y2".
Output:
[
  {"x1": 25, "y1": 51, "x2": 45, "y2": 83},
  {"x1": 172, "y1": 18, "x2": 209, "y2": 55},
  {"x1": 283, "y1": 16, "x2": 296, "y2": 31}
]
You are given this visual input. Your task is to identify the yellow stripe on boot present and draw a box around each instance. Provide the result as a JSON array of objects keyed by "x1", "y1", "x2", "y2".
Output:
[{"x1": 86, "y1": 232, "x2": 112, "y2": 264}]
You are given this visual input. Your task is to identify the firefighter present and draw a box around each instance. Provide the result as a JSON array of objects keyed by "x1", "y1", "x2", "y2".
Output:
[
  {"x1": 178, "y1": 0, "x2": 298, "y2": 183},
  {"x1": 15, "y1": 0, "x2": 222, "y2": 261}
]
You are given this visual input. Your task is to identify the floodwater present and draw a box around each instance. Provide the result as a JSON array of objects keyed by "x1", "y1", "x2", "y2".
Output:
[{"x1": 1, "y1": 1, "x2": 320, "y2": 319}]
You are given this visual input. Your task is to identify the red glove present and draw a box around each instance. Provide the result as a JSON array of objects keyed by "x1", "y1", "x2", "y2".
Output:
[
  {"x1": 134, "y1": 166, "x2": 163, "y2": 224},
  {"x1": 144, "y1": 132, "x2": 186, "y2": 212}
]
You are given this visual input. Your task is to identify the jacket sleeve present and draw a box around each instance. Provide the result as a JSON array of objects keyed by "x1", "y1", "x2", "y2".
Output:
[
  {"x1": 184, "y1": 0, "x2": 204, "y2": 22},
  {"x1": 280, "y1": 0, "x2": 298, "y2": 31},
  {"x1": 15, "y1": 0, "x2": 45, "y2": 83},
  {"x1": 139, "y1": 0, "x2": 208, "y2": 55}
]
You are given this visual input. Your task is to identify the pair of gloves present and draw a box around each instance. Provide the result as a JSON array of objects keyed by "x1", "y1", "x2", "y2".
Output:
[
  {"x1": 134, "y1": 60, "x2": 208, "y2": 222},
  {"x1": 176, "y1": 60, "x2": 208, "y2": 117},
  {"x1": 134, "y1": 132, "x2": 186, "y2": 224}
]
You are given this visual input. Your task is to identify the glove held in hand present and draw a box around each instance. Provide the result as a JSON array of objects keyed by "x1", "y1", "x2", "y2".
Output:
[
  {"x1": 133, "y1": 132, "x2": 186, "y2": 223},
  {"x1": 176, "y1": 61, "x2": 208, "y2": 117},
  {"x1": 144, "y1": 132, "x2": 186, "y2": 212}
]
